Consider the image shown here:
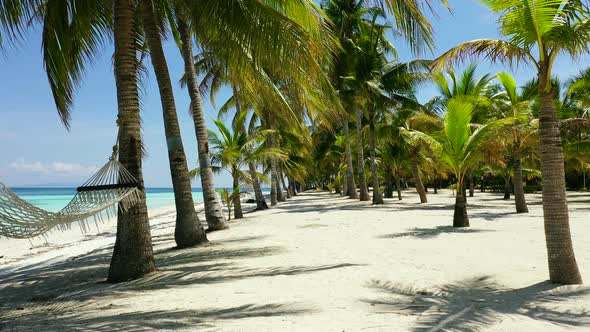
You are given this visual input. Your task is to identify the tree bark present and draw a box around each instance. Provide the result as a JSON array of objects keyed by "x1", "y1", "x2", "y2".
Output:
[
  {"x1": 280, "y1": 169, "x2": 291, "y2": 198},
  {"x1": 469, "y1": 176, "x2": 474, "y2": 197},
  {"x1": 396, "y1": 176, "x2": 403, "y2": 201},
  {"x1": 288, "y1": 176, "x2": 297, "y2": 196},
  {"x1": 343, "y1": 119, "x2": 357, "y2": 199},
  {"x1": 108, "y1": 0, "x2": 156, "y2": 282},
  {"x1": 503, "y1": 175, "x2": 511, "y2": 200},
  {"x1": 266, "y1": 120, "x2": 279, "y2": 205},
  {"x1": 410, "y1": 153, "x2": 427, "y2": 203},
  {"x1": 356, "y1": 108, "x2": 370, "y2": 201},
  {"x1": 513, "y1": 145, "x2": 529, "y2": 213},
  {"x1": 538, "y1": 65, "x2": 582, "y2": 284},
  {"x1": 384, "y1": 168, "x2": 394, "y2": 198},
  {"x1": 232, "y1": 171, "x2": 243, "y2": 219},
  {"x1": 178, "y1": 21, "x2": 228, "y2": 231},
  {"x1": 142, "y1": 2, "x2": 206, "y2": 248},
  {"x1": 453, "y1": 182, "x2": 469, "y2": 227},
  {"x1": 276, "y1": 172, "x2": 286, "y2": 202},
  {"x1": 249, "y1": 162, "x2": 268, "y2": 210},
  {"x1": 369, "y1": 111, "x2": 383, "y2": 204}
]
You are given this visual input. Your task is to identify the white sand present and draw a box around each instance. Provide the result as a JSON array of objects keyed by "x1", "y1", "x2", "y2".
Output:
[{"x1": 0, "y1": 190, "x2": 589, "y2": 331}]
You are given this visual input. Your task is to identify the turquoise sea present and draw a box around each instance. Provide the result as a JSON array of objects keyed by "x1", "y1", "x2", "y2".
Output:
[{"x1": 11, "y1": 188, "x2": 206, "y2": 212}]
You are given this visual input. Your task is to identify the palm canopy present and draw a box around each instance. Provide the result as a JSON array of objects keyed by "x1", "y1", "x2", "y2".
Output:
[
  {"x1": 433, "y1": 0, "x2": 590, "y2": 92},
  {"x1": 409, "y1": 99, "x2": 512, "y2": 184},
  {"x1": 206, "y1": 111, "x2": 280, "y2": 178},
  {"x1": 37, "y1": 0, "x2": 340, "y2": 127}
]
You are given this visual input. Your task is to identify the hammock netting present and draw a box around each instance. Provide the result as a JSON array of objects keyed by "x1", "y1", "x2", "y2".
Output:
[{"x1": 0, "y1": 159, "x2": 141, "y2": 239}]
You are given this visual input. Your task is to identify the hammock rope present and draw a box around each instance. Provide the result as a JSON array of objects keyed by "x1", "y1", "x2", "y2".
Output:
[{"x1": 0, "y1": 158, "x2": 142, "y2": 239}]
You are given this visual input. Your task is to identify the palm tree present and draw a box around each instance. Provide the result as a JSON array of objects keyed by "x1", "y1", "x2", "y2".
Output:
[
  {"x1": 206, "y1": 112, "x2": 280, "y2": 219},
  {"x1": 173, "y1": 0, "x2": 336, "y2": 229},
  {"x1": 141, "y1": 0, "x2": 207, "y2": 247},
  {"x1": 176, "y1": 18, "x2": 228, "y2": 231},
  {"x1": 495, "y1": 72, "x2": 536, "y2": 213},
  {"x1": 411, "y1": 99, "x2": 510, "y2": 227},
  {"x1": 433, "y1": 0, "x2": 586, "y2": 284},
  {"x1": 39, "y1": 0, "x2": 156, "y2": 281},
  {"x1": 323, "y1": 0, "x2": 446, "y2": 199}
]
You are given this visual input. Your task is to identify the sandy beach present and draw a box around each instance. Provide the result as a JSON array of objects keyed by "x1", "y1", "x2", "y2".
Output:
[{"x1": 0, "y1": 190, "x2": 589, "y2": 331}]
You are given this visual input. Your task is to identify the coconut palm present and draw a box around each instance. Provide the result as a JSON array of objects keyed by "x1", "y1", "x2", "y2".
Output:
[
  {"x1": 433, "y1": 0, "x2": 586, "y2": 284},
  {"x1": 409, "y1": 99, "x2": 511, "y2": 227},
  {"x1": 141, "y1": 0, "x2": 207, "y2": 248},
  {"x1": 323, "y1": 0, "x2": 447, "y2": 199},
  {"x1": 494, "y1": 72, "x2": 537, "y2": 213},
  {"x1": 205, "y1": 112, "x2": 281, "y2": 219},
  {"x1": 173, "y1": 0, "x2": 337, "y2": 230},
  {"x1": 38, "y1": 0, "x2": 156, "y2": 282}
]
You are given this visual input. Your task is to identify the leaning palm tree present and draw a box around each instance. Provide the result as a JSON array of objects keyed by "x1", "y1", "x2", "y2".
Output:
[
  {"x1": 172, "y1": 0, "x2": 337, "y2": 230},
  {"x1": 322, "y1": 0, "x2": 448, "y2": 199},
  {"x1": 141, "y1": 0, "x2": 207, "y2": 247},
  {"x1": 409, "y1": 99, "x2": 511, "y2": 227},
  {"x1": 432, "y1": 0, "x2": 585, "y2": 284},
  {"x1": 40, "y1": 0, "x2": 156, "y2": 281}
]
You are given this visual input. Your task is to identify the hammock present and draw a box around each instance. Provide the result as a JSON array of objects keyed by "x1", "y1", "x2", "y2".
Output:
[{"x1": 0, "y1": 158, "x2": 141, "y2": 239}]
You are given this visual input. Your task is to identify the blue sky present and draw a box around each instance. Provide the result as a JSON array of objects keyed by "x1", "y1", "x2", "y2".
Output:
[{"x1": 1, "y1": 1, "x2": 589, "y2": 188}]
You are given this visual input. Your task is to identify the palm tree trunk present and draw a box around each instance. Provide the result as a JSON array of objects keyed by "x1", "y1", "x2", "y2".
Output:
[
  {"x1": 232, "y1": 171, "x2": 243, "y2": 219},
  {"x1": 513, "y1": 145, "x2": 528, "y2": 213},
  {"x1": 369, "y1": 111, "x2": 383, "y2": 204},
  {"x1": 384, "y1": 168, "x2": 393, "y2": 198},
  {"x1": 265, "y1": 121, "x2": 278, "y2": 206},
  {"x1": 288, "y1": 176, "x2": 297, "y2": 196},
  {"x1": 453, "y1": 180, "x2": 469, "y2": 227},
  {"x1": 269, "y1": 161, "x2": 278, "y2": 206},
  {"x1": 142, "y1": 2, "x2": 206, "y2": 248},
  {"x1": 178, "y1": 21, "x2": 228, "y2": 231},
  {"x1": 249, "y1": 162, "x2": 268, "y2": 210},
  {"x1": 410, "y1": 153, "x2": 427, "y2": 203},
  {"x1": 276, "y1": 172, "x2": 286, "y2": 202},
  {"x1": 538, "y1": 78, "x2": 582, "y2": 284},
  {"x1": 343, "y1": 119, "x2": 357, "y2": 199},
  {"x1": 396, "y1": 176, "x2": 403, "y2": 201},
  {"x1": 469, "y1": 175, "x2": 474, "y2": 197},
  {"x1": 356, "y1": 108, "x2": 370, "y2": 201},
  {"x1": 108, "y1": 0, "x2": 156, "y2": 283},
  {"x1": 280, "y1": 169, "x2": 291, "y2": 198},
  {"x1": 503, "y1": 175, "x2": 511, "y2": 200}
]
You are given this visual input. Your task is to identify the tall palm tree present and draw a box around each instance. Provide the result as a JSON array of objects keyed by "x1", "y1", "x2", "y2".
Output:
[
  {"x1": 177, "y1": 18, "x2": 228, "y2": 231},
  {"x1": 206, "y1": 112, "x2": 279, "y2": 219},
  {"x1": 141, "y1": 0, "x2": 207, "y2": 247},
  {"x1": 172, "y1": 0, "x2": 337, "y2": 229},
  {"x1": 410, "y1": 99, "x2": 511, "y2": 227},
  {"x1": 495, "y1": 72, "x2": 536, "y2": 213},
  {"x1": 433, "y1": 0, "x2": 586, "y2": 284},
  {"x1": 109, "y1": 0, "x2": 157, "y2": 282},
  {"x1": 40, "y1": 0, "x2": 156, "y2": 281},
  {"x1": 322, "y1": 0, "x2": 446, "y2": 199}
]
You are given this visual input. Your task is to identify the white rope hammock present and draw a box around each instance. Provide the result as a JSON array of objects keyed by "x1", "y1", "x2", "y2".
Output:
[{"x1": 0, "y1": 159, "x2": 141, "y2": 239}]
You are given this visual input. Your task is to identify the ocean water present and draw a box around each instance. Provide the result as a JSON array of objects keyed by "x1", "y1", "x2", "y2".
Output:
[{"x1": 10, "y1": 188, "x2": 206, "y2": 212}]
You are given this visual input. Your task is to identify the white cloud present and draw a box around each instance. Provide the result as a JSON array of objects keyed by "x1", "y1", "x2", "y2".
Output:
[{"x1": 9, "y1": 159, "x2": 99, "y2": 175}]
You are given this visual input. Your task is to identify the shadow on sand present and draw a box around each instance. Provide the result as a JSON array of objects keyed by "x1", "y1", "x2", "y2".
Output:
[
  {"x1": 0, "y1": 239, "x2": 359, "y2": 330},
  {"x1": 378, "y1": 226, "x2": 493, "y2": 239},
  {"x1": 362, "y1": 276, "x2": 590, "y2": 331}
]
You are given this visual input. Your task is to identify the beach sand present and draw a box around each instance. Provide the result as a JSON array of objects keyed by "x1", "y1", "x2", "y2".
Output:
[{"x1": 0, "y1": 190, "x2": 589, "y2": 331}]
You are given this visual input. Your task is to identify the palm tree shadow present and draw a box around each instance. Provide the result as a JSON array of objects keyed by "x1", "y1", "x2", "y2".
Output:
[
  {"x1": 378, "y1": 226, "x2": 493, "y2": 239},
  {"x1": 362, "y1": 276, "x2": 590, "y2": 331},
  {"x1": 0, "y1": 302, "x2": 314, "y2": 331}
]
